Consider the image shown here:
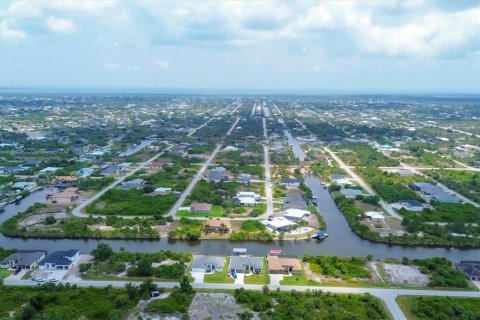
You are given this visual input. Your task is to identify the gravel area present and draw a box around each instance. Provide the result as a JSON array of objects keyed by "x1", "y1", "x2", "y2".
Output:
[
  {"x1": 381, "y1": 263, "x2": 429, "y2": 286},
  {"x1": 189, "y1": 293, "x2": 258, "y2": 320}
]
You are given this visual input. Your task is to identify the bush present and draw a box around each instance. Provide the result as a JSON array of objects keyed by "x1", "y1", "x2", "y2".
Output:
[{"x1": 45, "y1": 216, "x2": 56, "y2": 225}]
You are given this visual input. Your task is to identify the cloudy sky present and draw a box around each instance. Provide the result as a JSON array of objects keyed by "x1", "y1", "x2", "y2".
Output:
[{"x1": 1, "y1": 0, "x2": 479, "y2": 93}]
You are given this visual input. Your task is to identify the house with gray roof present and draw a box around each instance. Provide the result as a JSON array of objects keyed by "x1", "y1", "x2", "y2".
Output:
[
  {"x1": 39, "y1": 250, "x2": 80, "y2": 270},
  {"x1": 229, "y1": 256, "x2": 263, "y2": 274},
  {"x1": 340, "y1": 188, "x2": 364, "y2": 199},
  {"x1": 456, "y1": 261, "x2": 480, "y2": 281},
  {"x1": 0, "y1": 250, "x2": 47, "y2": 269},
  {"x1": 121, "y1": 179, "x2": 144, "y2": 190},
  {"x1": 191, "y1": 255, "x2": 225, "y2": 273}
]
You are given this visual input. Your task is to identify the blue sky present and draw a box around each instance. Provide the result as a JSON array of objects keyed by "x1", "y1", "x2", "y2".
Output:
[{"x1": 0, "y1": 0, "x2": 479, "y2": 93}]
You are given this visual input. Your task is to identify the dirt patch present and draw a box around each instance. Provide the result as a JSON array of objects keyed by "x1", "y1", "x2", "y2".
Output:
[
  {"x1": 18, "y1": 211, "x2": 68, "y2": 228},
  {"x1": 88, "y1": 224, "x2": 115, "y2": 231},
  {"x1": 151, "y1": 222, "x2": 175, "y2": 238},
  {"x1": 188, "y1": 293, "x2": 258, "y2": 320},
  {"x1": 380, "y1": 263, "x2": 429, "y2": 286}
]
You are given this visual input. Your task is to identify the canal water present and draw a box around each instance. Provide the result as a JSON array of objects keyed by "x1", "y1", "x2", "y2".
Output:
[{"x1": 0, "y1": 135, "x2": 479, "y2": 261}]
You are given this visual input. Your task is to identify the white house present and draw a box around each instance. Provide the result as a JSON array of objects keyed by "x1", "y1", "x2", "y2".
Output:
[
  {"x1": 266, "y1": 217, "x2": 297, "y2": 232},
  {"x1": 283, "y1": 208, "x2": 310, "y2": 221},
  {"x1": 154, "y1": 187, "x2": 172, "y2": 195},
  {"x1": 364, "y1": 211, "x2": 385, "y2": 222},
  {"x1": 38, "y1": 250, "x2": 80, "y2": 270}
]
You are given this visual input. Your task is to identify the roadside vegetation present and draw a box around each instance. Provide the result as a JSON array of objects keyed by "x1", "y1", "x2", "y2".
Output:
[
  {"x1": 81, "y1": 244, "x2": 191, "y2": 281},
  {"x1": 396, "y1": 295, "x2": 480, "y2": 320},
  {"x1": 0, "y1": 283, "x2": 139, "y2": 320},
  {"x1": 234, "y1": 288, "x2": 391, "y2": 319},
  {"x1": 331, "y1": 142, "x2": 399, "y2": 167},
  {"x1": 304, "y1": 255, "x2": 371, "y2": 280}
]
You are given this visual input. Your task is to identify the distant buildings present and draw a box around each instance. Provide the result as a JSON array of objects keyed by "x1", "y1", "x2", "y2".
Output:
[
  {"x1": 409, "y1": 182, "x2": 461, "y2": 203},
  {"x1": 280, "y1": 178, "x2": 301, "y2": 187},
  {"x1": 121, "y1": 179, "x2": 144, "y2": 190},
  {"x1": 11, "y1": 182, "x2": 37, "y2": 190}
]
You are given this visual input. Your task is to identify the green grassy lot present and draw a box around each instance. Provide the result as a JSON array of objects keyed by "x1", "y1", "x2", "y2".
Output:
[
  {"x1": 0, "y1": 269, "x2": 12, "y2": 280},
  {"x1": 203, "y1": 257, "x2": 234, "y2": 284},
  {"x1": 176, "y1": 205, "x2": 223, "y2": 218},
  {"x1": 396, "y1": 295, "x2": 480, "y2": 320},
  {"x1": 0, "y1": 285, "x2": 139, "y2": 319},
  {"x1": 235, "y1": 287, "x2": 392, "y2": 319},
  {"x1": 244, "y1": 258, "x2": 270, "y2": 285}
]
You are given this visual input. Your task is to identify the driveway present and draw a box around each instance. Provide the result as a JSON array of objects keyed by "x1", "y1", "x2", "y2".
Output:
[
  {"x1": 6, "y1": 269, "x2": 25, "y2": 280},
  {"x1": 191, "y1": 272, "x2": 205, "y2": 284},
  {"x1": 234, "y1": 273, "x2": 244, "y2": 284},
  {"x1": 270, "y1": 274, "x2": 284, "y2": 286}
]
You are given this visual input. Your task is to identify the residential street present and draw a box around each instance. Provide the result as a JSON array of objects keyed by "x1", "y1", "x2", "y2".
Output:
[
  {"x1": 5, "y1": 278, "x2": 480, "y2": 320},
  {"x1": 167, "y1": 117, "x2": 240, "y2": 218},
  {"x1": 324, "y1": 146, "x2": 403, "y2": 220}
]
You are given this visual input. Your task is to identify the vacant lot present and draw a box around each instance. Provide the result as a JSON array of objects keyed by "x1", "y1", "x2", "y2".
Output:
[
  {"x1": 189, "y1": 293, "x2": 257, "y2": 320},
  {"x1": 380, "y1": 263, "x2": 429, "y2": 286}
]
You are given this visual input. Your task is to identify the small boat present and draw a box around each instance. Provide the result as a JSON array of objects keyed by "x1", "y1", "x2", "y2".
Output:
[
  {"x1": 269, "y1": 249, "x2": 282, "y2": 256},
  {"x1": 312, "y1": 230, "x2": 329, "y2": 240}
]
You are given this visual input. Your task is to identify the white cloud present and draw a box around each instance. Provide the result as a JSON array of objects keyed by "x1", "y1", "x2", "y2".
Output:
[
  {"x1": 154, "y1": 60, "x2": 169, "y2": 70},
  {"x1": 104, "y1": 63, "x2": 119, "y2": 70},
  {"x1": 46, "y1": 16, "x2": 77, "y2": 34},
  {"x1": 0, "y1": 20, "x2": 27, "y2": 41}
]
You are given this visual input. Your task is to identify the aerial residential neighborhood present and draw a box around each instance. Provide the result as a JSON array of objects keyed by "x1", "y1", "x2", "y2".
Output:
[{"x1": 1, "y1": 0, "x2": 479, "y2": 319}]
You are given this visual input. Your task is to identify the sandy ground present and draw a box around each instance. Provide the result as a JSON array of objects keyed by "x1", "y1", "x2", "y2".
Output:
[
  {"x1": 188, "y1": 293, "x2": 258, "y2": 320},
  {"x1": 380, "y1": 263, "x2": 429, "y2": 286}
]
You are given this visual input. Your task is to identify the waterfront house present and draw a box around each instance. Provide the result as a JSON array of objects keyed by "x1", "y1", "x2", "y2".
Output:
[
  {"x1": 191, "y1": 255, "x2": 225, "y2": 273},
  {"x1": 204, "y1": 219, "x2": 231, "y2": 234},
  {"x1": 38, "y1": 250, "x2": 80, "y2": 270},
  {"x1": 0, "y1": 250, "x2": 47, "y2": 269},
  {"x1": 456, "y1": 261, "x2": 480, "y2": 281},
  {"x1": 267, "y1": 256, "x2": 302, "y2": 275},
  {"x1": 229, "y1": 256, "x2": 263, "y2": 274}
]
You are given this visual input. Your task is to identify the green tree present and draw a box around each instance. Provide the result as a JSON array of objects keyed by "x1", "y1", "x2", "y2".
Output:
[
  {"x1": 45, "y1": 216, "x2": 56, "y2": 225},
  {"x1": 91, "y1": 243, "x2": 114, "y2": 262}
]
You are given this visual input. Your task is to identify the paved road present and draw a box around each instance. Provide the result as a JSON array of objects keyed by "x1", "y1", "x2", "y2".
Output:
[
  {"x1": 167, "y1": 117, "x2": 240, "y2": 219},
  {"x1": 166, "y1": 144, "x2": 222, "y2": 218},
  {"x1": 5, "y1": 279, "x2": 480, "y2": 320},
  {"x1": 262, "y1": 117, "x2": 273, "y2": 219},
  {"x1": 71, "y1": 144, "x2": 174, "y2": 218},
  {"x1": 324, "y1": 147, "x2": 403, "y2": 220},
  {"x1": 72, "y1": 104, "x2": 236, "y2": 219}
]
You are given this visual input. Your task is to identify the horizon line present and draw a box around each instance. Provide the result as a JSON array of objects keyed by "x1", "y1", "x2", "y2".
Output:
[{"x1": 0, "y1": 86, "x2": 479, "y2": 96}]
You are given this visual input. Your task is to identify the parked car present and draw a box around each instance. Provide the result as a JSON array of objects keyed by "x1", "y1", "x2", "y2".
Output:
[
  {"x1": 13, "y1": 267, "x2": 21, "y2": 275},
  {"x1": 36, "y1": 278, "x2": 46, "y2": 282},
  {"x1": 48, "y1": 277, "x2": 58, "y2": 283}
]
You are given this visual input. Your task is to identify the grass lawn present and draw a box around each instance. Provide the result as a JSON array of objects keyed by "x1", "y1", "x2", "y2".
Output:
[
  {"x1": 176, "y1": 205, "x2": 224, "y2": 218},
  {"x1": 203, "y1": 257, "x2": 234, "y2": 284},
  {"x1": 244, "y1": 258, "x2": 270, "y2": 285},
  {"x1": 396, "y1": 295, "x2": 480, "y2": 320},
  {"x1": 0, "y1": 269, "x2": 11, "y2": 280},
  {"x1": 279, "y1": 264, "x2": 320, "y2": 286}
]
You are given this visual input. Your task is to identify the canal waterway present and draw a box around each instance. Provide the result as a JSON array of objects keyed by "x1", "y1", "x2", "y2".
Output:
[{"x1": 0, "y1": 135, "x2": 479, "y2": 261}]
